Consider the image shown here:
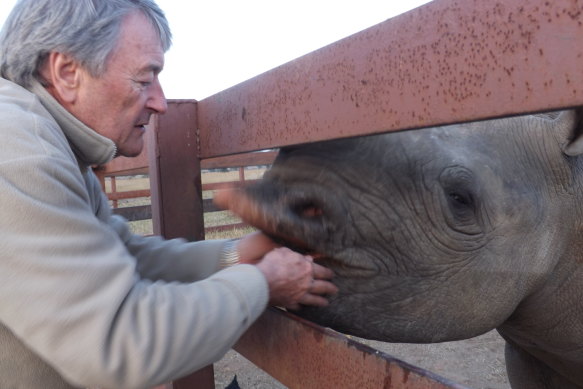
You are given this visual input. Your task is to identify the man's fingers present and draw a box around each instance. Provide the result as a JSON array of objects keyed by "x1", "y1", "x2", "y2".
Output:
[
  {"x1": 258, "y1": 247, "x2": 339, "y2": 309},
  {"x1": 312, "y1": 263, "x2": 335, "y2": 280},
  {"x1": 310, "y1": 280, "x2": 338, "y2": 296},
  {"x1": 298, "y1": 294, "x2": 330, "y2": 307},
  {"x1": 289, "y1": 280, "x2": 338, "y2": 309}
]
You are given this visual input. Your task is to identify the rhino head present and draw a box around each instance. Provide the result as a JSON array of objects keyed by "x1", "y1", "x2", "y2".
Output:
[{"x1": 216, "y1": 111, "x2": 583, "y2": 349}]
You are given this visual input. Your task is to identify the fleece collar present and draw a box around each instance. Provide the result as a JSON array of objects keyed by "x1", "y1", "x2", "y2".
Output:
[{"x1": 29, "y1": 81, "x2": 117, "y2": 167}]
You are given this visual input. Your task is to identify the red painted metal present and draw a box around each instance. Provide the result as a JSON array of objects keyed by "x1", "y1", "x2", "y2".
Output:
[
  {"x1": 146, "y1": 101, "x2": 215, "y2": 388},
  {"x1": 201, "y1": 151, "x2": 277, "y2": 169},
  {"x1": 171, "y1": 368, "x2": 214, "y2": 389},
  {"x1": 106, "y1": 189, "x2": 151, "y2": 202},
  {"x1": 235, "y1": 308, "x2": 469, "y2": 389},
  {"x1": 198, "y1": 0, "x2": 583, "y2": 158},
  {"x1": 148, "y1": 100, "x2": 204, "y2": 241},
  {"x1": 144, "y1": 0, "x2": 583, "y2": 387}
]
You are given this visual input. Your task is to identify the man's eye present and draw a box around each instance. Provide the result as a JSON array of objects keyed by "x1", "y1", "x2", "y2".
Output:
[{"x1": 134, "y1": 80, "x2": 152, "y2": 87}]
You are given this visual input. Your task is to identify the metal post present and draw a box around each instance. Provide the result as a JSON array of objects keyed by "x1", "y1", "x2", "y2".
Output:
[{"x1": 147, "y1": 100, "x2": 214, "y2": 388}]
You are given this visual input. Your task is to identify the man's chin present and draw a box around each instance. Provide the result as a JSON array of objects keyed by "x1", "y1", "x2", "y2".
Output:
[{"x1": 116, "y1": 144, "x2": 144, "y2": 158}]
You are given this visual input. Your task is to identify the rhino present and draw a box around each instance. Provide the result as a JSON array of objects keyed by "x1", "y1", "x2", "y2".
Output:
[{"x1": 216, "y1": 110, "x2": 583, "y2": 389}]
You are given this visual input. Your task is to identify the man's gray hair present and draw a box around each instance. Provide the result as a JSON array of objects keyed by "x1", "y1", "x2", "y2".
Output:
[{"x1": 0, "y1": 0, "x2": 172, "y2": 88}]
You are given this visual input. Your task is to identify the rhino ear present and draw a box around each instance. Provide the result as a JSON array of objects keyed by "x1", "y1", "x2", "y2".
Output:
[{"x1": 559, "y1": 108, "x2": 583, "y2": 157}]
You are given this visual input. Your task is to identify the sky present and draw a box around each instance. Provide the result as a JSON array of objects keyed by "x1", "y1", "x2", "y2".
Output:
[{"x1": 0, "y1": 0, "x2": 431, "y2": 100}]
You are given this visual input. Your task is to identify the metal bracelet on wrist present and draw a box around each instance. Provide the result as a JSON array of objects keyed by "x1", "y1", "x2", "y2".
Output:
[{"x1": 219, "y1": 239, "x2": 240, "y2": 268}]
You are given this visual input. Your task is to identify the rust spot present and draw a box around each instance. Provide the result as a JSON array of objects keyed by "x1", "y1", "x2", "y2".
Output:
[
  {"x1": 403, "y1": 369, "x2": 411, "y2": 383},
  {"x1": 383, "y1": 361, "x2": 394, "y2": 389},
  {"x1": 311, "y1": 328, "x2": 324, "y2": 343}
]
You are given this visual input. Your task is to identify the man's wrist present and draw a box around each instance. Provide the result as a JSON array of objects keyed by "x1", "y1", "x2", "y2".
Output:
[{"x1": 219, "y1": 239, "x2": 240, "y2": 268}]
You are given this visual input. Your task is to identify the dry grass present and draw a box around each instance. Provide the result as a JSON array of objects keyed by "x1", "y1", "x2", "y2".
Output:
[
  {"x1": 206, "y1": 226, "x2": 257, "y2": 240},
  {"x1": 202, "y1": 168, "x2": 267, "y2": 184}
]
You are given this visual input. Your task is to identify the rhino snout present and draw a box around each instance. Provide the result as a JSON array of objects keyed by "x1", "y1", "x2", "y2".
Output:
[{"x1": 246, "y1": 184, "x2": 342, "y2": 254}]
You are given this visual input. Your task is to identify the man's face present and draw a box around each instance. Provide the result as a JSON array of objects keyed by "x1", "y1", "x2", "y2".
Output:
[{"x1": 74, "y1": 11, "x2": 167, "y2": 157}]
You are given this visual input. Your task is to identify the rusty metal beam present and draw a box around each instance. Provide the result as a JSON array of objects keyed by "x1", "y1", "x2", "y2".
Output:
[
  {"x1": 197, "y1": 0, "x2": 583, "y2": 158},
  {"x1": 234, "y1": 308, "x2": 468, "y2": 389},
  {"x1": 148, "y1": 100, "x2": 204, "y2": 241},
  {"x1": 201, "y1": 151, "x2": 277, "y2": 169},
  {"x1": 106, "y1": 189, "x2": 151, "y2": 202},
  {"x1": 145, "y1": 1, "x2": 583, "y2": 387},
  {"x1": 146, "y1": 101, "x2": 215, "y2": 389}
]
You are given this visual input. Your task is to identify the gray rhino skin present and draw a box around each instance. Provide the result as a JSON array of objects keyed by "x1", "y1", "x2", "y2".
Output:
[{"x1": 237, "y1": 111, "x2": 583, "y2": 388}]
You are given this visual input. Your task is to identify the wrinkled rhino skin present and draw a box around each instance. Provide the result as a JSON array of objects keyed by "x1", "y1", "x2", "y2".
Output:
[{"x1": 217, "y1": 110, "x2": 583, "y2": 389}]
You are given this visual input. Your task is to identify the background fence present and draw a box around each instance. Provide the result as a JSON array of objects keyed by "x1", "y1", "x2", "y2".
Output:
[{"x1": 94, "y1": 150, "x2": 277, "y2": 236}]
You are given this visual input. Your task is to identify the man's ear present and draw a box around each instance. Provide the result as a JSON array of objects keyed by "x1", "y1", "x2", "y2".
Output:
[
  {"x1": 40, "y1": 52, "x2": 82, "y2": 105},
  {"x1": 558, "y1": 108, "x2": 583, "y2": 157}
]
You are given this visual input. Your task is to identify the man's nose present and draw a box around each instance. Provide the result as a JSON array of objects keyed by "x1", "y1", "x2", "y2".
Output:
[{"x1": 147, "y1": 78, "x2": 168, "y2": 114}]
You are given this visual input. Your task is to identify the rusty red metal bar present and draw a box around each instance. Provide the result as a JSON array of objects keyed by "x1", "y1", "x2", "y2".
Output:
[
  {"x1": 201, "y1": 151, "x2": 277, "y2": 170},
  {"x1": 140, "y1": 0, "x2": 583, "y2": 388},
  {"x1": 146, "y1": 101, "x2": 215, "y2": 388},
  {"x1": 148, "y1": 100, "x2": 204, "y2": 241},
  {"x1": 106, "y1": 189, "x2": 151, "y2": 202},
  {"x1": 235, "y1": 308, "x2": 469, "y2": 389},
  {"x1": 198, "y1": 0, "x2": 583, "y2": 158}
]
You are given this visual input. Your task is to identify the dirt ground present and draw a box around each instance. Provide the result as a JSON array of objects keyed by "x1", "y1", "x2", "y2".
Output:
[{"x1": 214, "y1": 329, "x2": 510, "y2": 389}]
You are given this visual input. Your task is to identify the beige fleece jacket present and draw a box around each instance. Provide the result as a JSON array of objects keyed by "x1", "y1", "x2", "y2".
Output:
[{"x1": 0, "y1": 77, "x2": 268, "y2": 389}]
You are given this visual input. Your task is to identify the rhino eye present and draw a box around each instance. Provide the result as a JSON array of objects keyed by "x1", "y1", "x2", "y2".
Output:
[
  {"x1": 446, "y1": 190, "x2": 477, "y2": 224},
  {"x1": 439, "y1": 166, "x2": 479, "y2": 223},
  {"x1": 447, "y1": 191, "x2": 473, "y2": 207}
]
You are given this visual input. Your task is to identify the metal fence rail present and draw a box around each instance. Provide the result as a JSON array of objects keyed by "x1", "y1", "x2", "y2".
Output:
[
  {"x1": 98, "y1": 0, "x2": 583, "y2": 387},
  {"x1": 197, "y1": 0, "x2": 583, "y2": 157},
  {"x1": 234, "y1": 308, "x2": 468, "y2": 389}
]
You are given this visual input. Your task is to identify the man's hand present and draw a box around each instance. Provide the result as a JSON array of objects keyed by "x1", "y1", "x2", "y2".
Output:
[
  {"x1": 255, "y1": 247, "x2": 338, "y2": 310},
  {"x1": 232, "y1": 231, "x2": 338, "y2": 309}
]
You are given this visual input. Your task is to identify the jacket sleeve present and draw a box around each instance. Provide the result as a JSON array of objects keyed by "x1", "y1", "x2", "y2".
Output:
[
  {"x1": 108, "y1": 214, "x2": 230, "y2": 282},
  {"x1": 0, "y1": 152, "x2": 269, "y2": 388},
  {"x1": 84, "y1": 167, "x2": 229, "y2": 283}
]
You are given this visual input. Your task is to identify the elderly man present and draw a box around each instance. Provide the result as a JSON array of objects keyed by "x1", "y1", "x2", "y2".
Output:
[{"x1": 0, "y1": 0, "x2": 337, "y2": 388}]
